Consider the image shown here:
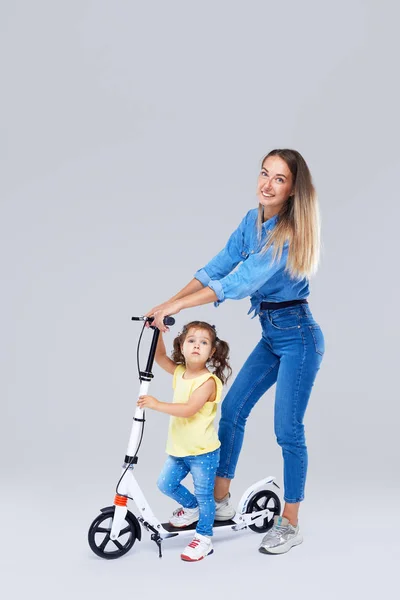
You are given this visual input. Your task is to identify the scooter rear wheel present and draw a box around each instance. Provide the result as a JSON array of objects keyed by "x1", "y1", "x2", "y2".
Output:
[
  {"x1": 88, "y1": 507, "x2": 139, "y2": 559},
  {"x1": 246, "y1": 489, "x2": 281, "y2": 533}
]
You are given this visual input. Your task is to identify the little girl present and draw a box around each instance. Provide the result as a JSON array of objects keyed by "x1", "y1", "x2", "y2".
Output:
[{"x1": 137, "y1": 320, "x2": 231, "y2": 562}]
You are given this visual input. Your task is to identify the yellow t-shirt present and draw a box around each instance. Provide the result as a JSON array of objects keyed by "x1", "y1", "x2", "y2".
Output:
[{"x1": 166, "y1": 365, "x2": 223, "y2": 457}]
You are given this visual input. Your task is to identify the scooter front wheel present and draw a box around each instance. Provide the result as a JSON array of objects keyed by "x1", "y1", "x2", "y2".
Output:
[
  {"x1": 246, "y1": 489, "x2": 281, "y2": 533},
  {"x1": 88, "y1": 507, "x2": 140, "y2": 559}
]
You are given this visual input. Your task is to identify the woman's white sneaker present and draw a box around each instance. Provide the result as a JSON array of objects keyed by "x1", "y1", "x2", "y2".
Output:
[
  {"x1": 169, "y1": 506, "x2": 199, "y2": 528},
  {"x1": 214, "y1": 493, "x2": 235, "y2": 521},
  {"x1": 258, "y1": 516, "x2": 303, "y2": 554},
  {"x1": 181, "y1": 533, "x2": 214, "y2": 561}
]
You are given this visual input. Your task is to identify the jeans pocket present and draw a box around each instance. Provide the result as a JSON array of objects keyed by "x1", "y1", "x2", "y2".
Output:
[
  {"x1": 309, "y1": 325, "x2": 325, "y2": 356},
  {"x1": 268, "y1": 309, "x2": 300, "y2": 330}
]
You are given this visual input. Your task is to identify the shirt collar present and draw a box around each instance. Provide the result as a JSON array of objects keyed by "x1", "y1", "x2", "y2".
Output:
[{"x1": 261, "y1": 213, "x2": 279, "y2": 230}]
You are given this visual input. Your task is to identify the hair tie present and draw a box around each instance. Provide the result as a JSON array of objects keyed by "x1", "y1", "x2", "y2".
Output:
[{"x1": 210, "y1": 324, "x2": 219, "y2": 342}]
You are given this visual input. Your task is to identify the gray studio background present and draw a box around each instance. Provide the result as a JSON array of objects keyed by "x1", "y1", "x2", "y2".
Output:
[{"x1": 1, "y1": 1, "x2": 399, "y2": 599}]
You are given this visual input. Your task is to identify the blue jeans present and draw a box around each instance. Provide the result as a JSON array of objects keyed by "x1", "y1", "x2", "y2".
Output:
[
  {"x1": 157, "y1": 448, "x2": 220, "y2": 536},
  {"x1": 216, "y1": 303, "x2": 324, "y2": 503}
]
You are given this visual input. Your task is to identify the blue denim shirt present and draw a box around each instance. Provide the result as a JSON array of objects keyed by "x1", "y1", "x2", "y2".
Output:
[{"x1": 194, "y1": 208, "x2": 309, "y2": 317}]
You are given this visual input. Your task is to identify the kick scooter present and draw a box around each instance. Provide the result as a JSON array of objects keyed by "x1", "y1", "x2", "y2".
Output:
[{"x1": 88, "y1": 316, "x2": 281, "y2": 559}]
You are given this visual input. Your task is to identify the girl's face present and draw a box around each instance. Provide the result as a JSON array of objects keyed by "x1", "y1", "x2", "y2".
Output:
[
  {"x1": 181, "y1": 328, "x2": 215, "y2": 365},
  {"x1": 256, "y1": 155, "x2": 294, "y2": 217}
]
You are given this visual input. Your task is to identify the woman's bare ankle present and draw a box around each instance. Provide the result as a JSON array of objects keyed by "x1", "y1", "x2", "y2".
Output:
[
  {"x1": 214, "y1": 476, "x2": 231, "y2": 501},
  {"x1": 282, "y1": 501, "x2": 300, "y2": 527}
]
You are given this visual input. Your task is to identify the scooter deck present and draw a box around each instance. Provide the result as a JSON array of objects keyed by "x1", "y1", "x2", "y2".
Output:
[{"x1": 162, "y1": 519, "x2": 235, "y2": 533}]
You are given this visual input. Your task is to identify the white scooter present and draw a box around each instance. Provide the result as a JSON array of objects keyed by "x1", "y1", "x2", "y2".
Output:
[{"x1": 88, "y1": 316, "x2": 281, "y2": 559}]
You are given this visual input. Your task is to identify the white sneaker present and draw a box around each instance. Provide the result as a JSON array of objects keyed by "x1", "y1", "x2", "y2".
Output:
[
  {"x1": 214, "y1": 493, "x2": 235, "y2": 521},
  {"x1": 181, "y1": 533, "x2": 214, "y2": 561},
  {"x1": 169, "y1": 506, "x2": 199, "y2": 528}
]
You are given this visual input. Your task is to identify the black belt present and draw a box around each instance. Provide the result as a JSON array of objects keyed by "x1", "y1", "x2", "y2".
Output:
[{"x1": 260, "y1": 299, "x2": 308, "y2": 310}]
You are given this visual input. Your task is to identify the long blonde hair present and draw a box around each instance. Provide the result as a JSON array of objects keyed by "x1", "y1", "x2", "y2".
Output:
[{"x1": 257, "y1": 149, "x2": 320, "y2": 279}]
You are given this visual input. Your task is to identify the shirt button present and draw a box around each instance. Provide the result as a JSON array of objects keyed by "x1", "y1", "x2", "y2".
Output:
[{"x1": 250, "y1": 250, "x2": 254, "y2": 254}]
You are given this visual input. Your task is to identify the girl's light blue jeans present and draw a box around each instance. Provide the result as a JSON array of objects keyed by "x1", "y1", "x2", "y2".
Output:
[
  {"x1": 157, "y1": 448, "x2": 220, "y2": 537},
  {"x1": 216, "y1": 303, "x2": 325, "y2": 503}
]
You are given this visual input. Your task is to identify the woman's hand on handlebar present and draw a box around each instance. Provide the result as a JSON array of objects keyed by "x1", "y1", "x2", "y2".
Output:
[
  {"x1": 145, "y1": 300, "x2": 182, "y2": 332},
  {"x1": 144, "y1": 302, "x2": 166, "y2": 329}
]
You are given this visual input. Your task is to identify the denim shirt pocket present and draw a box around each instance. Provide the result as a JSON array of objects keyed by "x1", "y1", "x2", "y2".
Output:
[
  {"x1": 241, "y1": 240, "x2": 258, "y2": 260},
  {"x1": 241, "y1": 242, "x2": 250, "y2": 260}
]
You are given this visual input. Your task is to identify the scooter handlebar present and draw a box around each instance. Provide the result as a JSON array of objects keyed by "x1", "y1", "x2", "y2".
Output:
[{"x1": 131, "y1": 315, "x2": 175, "y2": 326}]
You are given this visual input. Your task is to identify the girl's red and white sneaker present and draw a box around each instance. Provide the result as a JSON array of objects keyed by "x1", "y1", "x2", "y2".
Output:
[
  {"x1": 169, "y1": 506, "x2": 199, "y2": 528},
  {"x1": 180, "y1": 534, "x2": 214, "y2": 562}
]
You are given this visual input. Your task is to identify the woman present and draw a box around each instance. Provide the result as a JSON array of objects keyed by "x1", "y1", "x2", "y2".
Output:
[{"x1": 146, "y1": 149, "x2": 325, "y2": 555}]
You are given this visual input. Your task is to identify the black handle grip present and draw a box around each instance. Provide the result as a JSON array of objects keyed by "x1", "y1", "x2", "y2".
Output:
[
  {"x1": 162, "y1": 316, "x2": 175, "y2": 326},
  {"x1": 131, "y1": 316, "x2": 175, "y2": 326}
]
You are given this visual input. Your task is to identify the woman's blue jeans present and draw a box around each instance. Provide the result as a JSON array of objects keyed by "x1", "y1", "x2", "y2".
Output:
[
  {"x1": 216, "y1": 303, "x2": 325, "y2": 503},
  {"x1": 157, "y1": 448, "x2": 220, "y2": 536}
]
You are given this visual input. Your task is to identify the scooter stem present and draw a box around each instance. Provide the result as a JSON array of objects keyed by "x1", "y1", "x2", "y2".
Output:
[
  {"x1": 125, "y1": 326, "x2": 160, "y2": 459},
  {"x1": 125, "y1": 383, "x2": 149, "y2": 457}
]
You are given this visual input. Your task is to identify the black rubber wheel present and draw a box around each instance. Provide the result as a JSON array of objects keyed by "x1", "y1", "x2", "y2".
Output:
[
  {"x1": 246, "y1": 489, "x2": 281, "y2": 533},
  {"x1": 88, "y1": 508, "x2": 138, "y2": 559}
]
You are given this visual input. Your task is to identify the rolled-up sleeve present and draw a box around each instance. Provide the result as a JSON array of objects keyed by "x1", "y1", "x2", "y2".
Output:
[
  {"x1": 208, "y1": 279, "x2": 225, "y2": 303},
  {"x1": 210, "y1": 244, "x2": 289, "y2": 304},
  {"x1": 193, "y1": 267, "x2": 211, "y2": 287},
  {"x1": 194, "y1": 212, "x2": 251, "y2": 285}
]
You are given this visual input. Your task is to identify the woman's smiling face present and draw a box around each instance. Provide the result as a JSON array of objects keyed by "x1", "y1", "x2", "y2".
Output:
[{"x1": 256, "y1": 155, "x2": 294, "y2": 219}]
